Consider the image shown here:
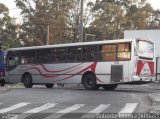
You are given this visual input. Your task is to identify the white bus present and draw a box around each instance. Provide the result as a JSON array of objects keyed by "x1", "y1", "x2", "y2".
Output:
[{"x1": 5, "y1": 38, "x2": 155, "y2": 90}]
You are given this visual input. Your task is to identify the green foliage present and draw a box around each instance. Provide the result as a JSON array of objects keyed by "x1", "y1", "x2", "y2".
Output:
[
  {"x1": 0, "y1": 3, "x2": 21, "y2": 50},
  {"x1": 88, "y1": 0, "x2": 158, "y2": 40},
  {"x1": 1, "y1": 0, "x2": 160, "y2": 48},
  {"x1": 15, "y1": 0, "x2": 79, "y2": 46}
]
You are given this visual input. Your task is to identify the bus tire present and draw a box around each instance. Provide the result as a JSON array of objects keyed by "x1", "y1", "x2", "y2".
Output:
[
  {"x1": 83, "y1": 74, "x2": 99, "y2": 90},
  {"x1": 102, "y1": 84, "x2": 117, "y2": 90},
  {"x1": 23, "y1": 74, "x2": 33, "y2": 88},
  {"x1": 0, "y1": 80, "x2": 5, "y2": 86},
  {"x1": 45, "y1": 84, "x2": 54, "y2": 88}
]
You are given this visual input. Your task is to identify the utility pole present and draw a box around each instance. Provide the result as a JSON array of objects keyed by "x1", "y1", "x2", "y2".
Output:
[
  {"x1": 79, "y1": 0, "x2": 83, "y2": 42},
  {"x1": 46, "y1": 24, "x2": 49, "y2": 45}
]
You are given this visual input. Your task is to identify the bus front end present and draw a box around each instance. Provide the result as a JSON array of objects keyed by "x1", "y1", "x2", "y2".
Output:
[
  {"x1": 133, "y1": 39, "x2": 155, "y2": 82},
  {"x1": 0, "y1": 51, "x2": 5, "y2": 86}
]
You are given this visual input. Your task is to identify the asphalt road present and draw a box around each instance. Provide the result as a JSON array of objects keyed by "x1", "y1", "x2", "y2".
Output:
[{"x1": 0, "y1": 84, "x2": 160, "y2": 119}]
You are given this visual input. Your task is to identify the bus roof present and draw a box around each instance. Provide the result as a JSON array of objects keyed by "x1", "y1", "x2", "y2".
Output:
[{"x1": 7, "y1": 39, "x2": 142, "y2": 51}]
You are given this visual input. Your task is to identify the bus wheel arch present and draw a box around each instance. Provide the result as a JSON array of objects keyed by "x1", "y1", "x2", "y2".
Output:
[
  {"x1": 82, "y1": 71, "x2": 99, "y2": 90},
  {"x1": 22, "y1": 72, "x2": 33, "y2": 88}
]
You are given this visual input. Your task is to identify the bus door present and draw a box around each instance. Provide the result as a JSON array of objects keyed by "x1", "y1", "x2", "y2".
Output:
[{"x1": 6, "y1": 51, "x2": 20, "y2": 83}]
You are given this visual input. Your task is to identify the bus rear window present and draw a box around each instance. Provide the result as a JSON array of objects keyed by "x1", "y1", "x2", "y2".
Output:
[{"x1": 137, "y1": 41, "x2": 154, "y2": 59}]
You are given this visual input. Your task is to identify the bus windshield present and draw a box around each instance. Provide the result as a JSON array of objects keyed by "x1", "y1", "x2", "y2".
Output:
[{"x1": 137, "y1": 41, "x2": 154, "y2": 59}]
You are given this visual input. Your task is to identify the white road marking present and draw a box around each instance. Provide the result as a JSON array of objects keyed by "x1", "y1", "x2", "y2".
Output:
[
  {"x1": 24, "y1": 103, "x2": 58, "y2": 113},
  {"x1": 119, "y1": 103, "x2": 138, "y2": 117},
  {"x1": 57, "y1": 104, "x2": 85, "y2": 113},
  {"x1": 45, "y1": 104, "x2": 85, "y2": 119},
  {"x1": 81, "y1": 104, "x2": 110, "y2": 118},
  {"x1": 0, "y1": 103, "x2": 30, "y2": 113},
  {"x1": 88, "y1": 104, "x2": 110, "y2": 113}
]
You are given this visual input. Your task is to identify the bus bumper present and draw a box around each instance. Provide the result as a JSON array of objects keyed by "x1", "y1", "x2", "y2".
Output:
[{"x1": 133, "y1": 75, "x2": 155, "y2": 82}]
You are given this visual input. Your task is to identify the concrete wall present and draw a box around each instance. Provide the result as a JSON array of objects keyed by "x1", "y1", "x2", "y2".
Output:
[{"x1": 124, "y1": 30, "x2": 160, "y2": 57}]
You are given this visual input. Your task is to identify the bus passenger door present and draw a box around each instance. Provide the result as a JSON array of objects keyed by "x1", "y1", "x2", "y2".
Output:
[{"x1": 6, "y1": 52, "x2": 20, "y2": 83}]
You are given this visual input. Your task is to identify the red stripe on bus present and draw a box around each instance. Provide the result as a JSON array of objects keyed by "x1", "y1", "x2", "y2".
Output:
[
  {"x1": 26, "y1": 62, "x2": 104, "y2": 83},
  {"x1": 29, "y1": 63, "x2": 83, "y2": 73}
]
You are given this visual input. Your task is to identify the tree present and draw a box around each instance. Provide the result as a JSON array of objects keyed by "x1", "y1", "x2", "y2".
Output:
[
  {"x1": 89, "y1": 0, "x2": 125, "y2": 40},
  {"x1": 0, "y1": 3, "x2": 21, "y2": 49},
  {"x1": 15, "y1": 0, "x2": 81, "y2": 46},
  {"x1": 89, "y1": 0, "x2": 156, "y2": 40},
  {"x1": 148, "y1": 10, "x2": 160, "y2": 29}
]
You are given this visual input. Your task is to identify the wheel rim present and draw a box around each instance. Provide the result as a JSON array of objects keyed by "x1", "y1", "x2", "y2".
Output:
[
  {"x1": 87, "y1": 78, "x2": 93, "y2": 85},
  {"x1": 23, "y1": 75, "x2": 32, "y2": 88},
  {"x1": 83, "y1": 74, "x2": 97, "y2": 90},
  {"x1": 24, "y1": 76, "x2": 30, "y2": 84}
]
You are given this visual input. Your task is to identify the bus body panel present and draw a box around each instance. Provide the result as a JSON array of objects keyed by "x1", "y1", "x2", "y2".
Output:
[
  {"x1": 5, "y1": 39, "x2": 155, "y2": 86},
  {"x1": 5, "y1": 60, "x2": 154, "y2": 85}
]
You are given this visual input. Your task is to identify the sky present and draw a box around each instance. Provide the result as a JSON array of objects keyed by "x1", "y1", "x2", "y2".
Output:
[{"x1": 0, "y1": 0, "x2": 160, "y2": 18}]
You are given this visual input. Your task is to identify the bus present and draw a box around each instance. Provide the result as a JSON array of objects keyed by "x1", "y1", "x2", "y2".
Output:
[
  {"x1": 0, "y1": 50, "x2": 5, "y2": 86},
  {"x1": 5, "y1": 38, "x2": 155, "y2": 90}
]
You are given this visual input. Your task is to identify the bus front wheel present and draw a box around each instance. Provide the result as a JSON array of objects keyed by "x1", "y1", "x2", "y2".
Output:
[
  {"x1": 83, "y1": 74, "x2": 99, "y2": 90},
  {"x1": 0, "y1": 80, "x2": 5, "y2": 86},
  {"x1": 45, "y1": 84, "x2": 54, "y2": 88},
  {"x1": 23, "y1": 74, "x2": 33, "y2": 88},
  {"x1": 102, "y1": 84, "x2": 117, "y2": 90}
]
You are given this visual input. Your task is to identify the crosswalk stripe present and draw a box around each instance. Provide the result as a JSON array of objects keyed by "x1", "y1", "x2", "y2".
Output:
[
  {"x1": 81, "y1": 104, "x2": 110, "y2": 118},
  {"x1": 88, "y1": 104, "x2": 110, "y2": 113},
  {"x1": 118, "y1": 103, "x2": 138, "y2": 117},
  {"x1": 0, "y1": 103, "x2": 30, "y2": 113},
  {"x1": 57, "y1": 104, "x2": 85, "y2": 113},
  {"x1": 24, "y1": 103, "x2": 58, "y2": 113},
  {"x1": 45, "y1": 104, "x2": 85, "y2": 119}
]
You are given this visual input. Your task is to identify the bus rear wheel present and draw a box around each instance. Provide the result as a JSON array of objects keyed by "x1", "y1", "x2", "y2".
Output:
[
  {"x1": 45, "y1": 84, "x2": 54, "y2": 88},
  {"x1": 23, "y1": 74, "x2": 33, "y2": 88},
  {"x1": 102, "y1": 84, "x2": 117, "y2": 90},
  {"x1": 83, "y1": 74, "x2": 99, "y2": 90}
]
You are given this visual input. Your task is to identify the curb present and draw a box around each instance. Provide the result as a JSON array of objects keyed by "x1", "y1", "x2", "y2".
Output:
[
  {"x1": 147, "y1": 93, "x2": 160, "y2": 106},
  {"x1": 0, "y1": 87, "x2": 11, "y2": 94}
]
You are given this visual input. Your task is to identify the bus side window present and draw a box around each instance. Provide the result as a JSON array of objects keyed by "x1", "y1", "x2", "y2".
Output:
[
  {"x1": 99, "y1": 44, "x2": 116, "y2": 61},
  {"x1": 117, "y1": 43, "x2": 131, "y2": 61},
  {"x1": 83, "y1": 45, "x2": 97, "y2": 61},
  {"x1": 36, "y1": 49, "x2": 51, "y2": 63},
  {"x1": 52, "y1": 48, "x2": 66, "y2": 63},
  {"x1": 68, "y1": 47, "x2": 82, "y2": 62},
  {"x1": 21, "y1": 50, "x2": 35, "y2": 64},
  {"x1": 8, "y1": 56, "x2": 19, "y2": 66}
]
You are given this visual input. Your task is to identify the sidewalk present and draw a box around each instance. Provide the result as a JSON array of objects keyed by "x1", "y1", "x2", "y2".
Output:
[{"x1": 147, "y1": 93, "x2": 160, "y2": 113}]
